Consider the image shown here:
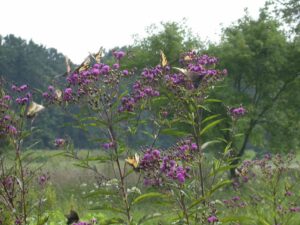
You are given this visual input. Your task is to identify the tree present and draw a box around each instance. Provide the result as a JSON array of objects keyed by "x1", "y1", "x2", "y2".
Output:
[{"x1": 208, "y1": 12, "x2": 300, "y2": 166}]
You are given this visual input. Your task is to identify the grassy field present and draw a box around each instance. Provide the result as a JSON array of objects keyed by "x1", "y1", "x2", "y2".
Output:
[{"x1": 3, "y1": 149, "x2": 300, "y2": 224}]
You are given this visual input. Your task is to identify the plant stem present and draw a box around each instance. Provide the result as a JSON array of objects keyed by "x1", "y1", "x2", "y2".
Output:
[
  {"x1": 108, "y1": 124, "x2": 132, "y2": 224},
  {"x1": 180, "y1": 190, "x2": 190, "y2": 225}
]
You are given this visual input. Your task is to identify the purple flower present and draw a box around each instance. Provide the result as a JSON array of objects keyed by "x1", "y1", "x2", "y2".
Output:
[
  {"x1": 54, "y1": 138, "x2": 65, "y2": 147},
  {"x1": 101, "y1": 65, "x2": 110, "y2": 74},
  {"x1": 8, "y1": 125, "x2": 17, "y2": 135},
  {"x1": 113, "y1": 63, "x2": 120, "y2": 69},
  {"x1": 19, "y1": 84, "x2": 29, "y2": 91},
  {"x1": 113, "y1": 50, "x2": 126, "y2": 60},
  {"x1": 73, "y1": 222, "x2": 92, "y2": 225},
  {"x1": 42, "y1": 92, "x2": 49, "y2": 98},
  {"x1": 63, "y1": 88, "x2": 73, "y2": 101},
  {"x1": 207, "y1": 215, "x2": 218, "y2": 223},
  {"x1": 102, "y1": 142, "x2": 114, "y2": 150},
  {"x1": 177, "y1": 172, "x2": 185, "y2": 183},
  {"x1": 285, "y1": 191, "x2": 293, "y2": 196},
  {"x1": 3, "y1": 95, "x2": 11, "y2": 101},
  {"x1": 3, "y1": 115, "x2": 11, "y2": 121},
  {"x1": 232, "y1": 196, "x2": 240, "y2": 201},
  {"x1": 122, "y1": 70, "x2": 129, "y2": 76},
  {"x1": 38, "y1": 174, "x2": 49, "y2": 186},
  {"x1": 290, "y1": 207, "x2": 300, "y2": 212},
  {"x1": 11, "y1": 84, "x2": 18, "y2": 91},
  {"x1": 230, "y1": 106, "x2": 246, "y2": 118},
  {"x1": 48, "y1": 85, "x2": 55, "y2": 92},
  {"x1": 91, "y1": 68, "x2": 101, "y2": 76}
]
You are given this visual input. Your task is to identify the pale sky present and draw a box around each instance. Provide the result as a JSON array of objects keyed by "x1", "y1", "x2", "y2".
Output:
[{"x1": 0, "y1": 0, "x2": 266, "y2": 64}]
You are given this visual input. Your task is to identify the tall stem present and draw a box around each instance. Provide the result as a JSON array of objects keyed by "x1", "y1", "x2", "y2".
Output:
[
  {"x1": 180, "y1": 190, "x2": 190, "y2": 225},
  {"x1": 108, "y1": 124, "x2": 131, "y2": 224}
]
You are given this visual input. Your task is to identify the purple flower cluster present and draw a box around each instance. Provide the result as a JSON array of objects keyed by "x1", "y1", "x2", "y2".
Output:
[
  {"x1": 289, "y1": 206, "x2": 300, "y2": 212},
  {"x1": 102, "y1": 142, "x2": 114, "y2": 150},
  {"x1": 207, "y1": 215, "x2": 218, "y2": 223},
  {"x1": 42, "y1": 86, "x2": 62, "y2": 103},
  {"x1": 119, "y1": 81, "x2": 159, "y2": 112},
  {"x1": 165, "y1": 73, "x2": 185, "y2": 86},
  {"x1": 139, "y1": 148, "x2": 191, "y2": 185},
  {"x1": 113, "y1": 50, "x2": 126, "y2": 60},
  {"x1": 54, "y1": 138, "x2": 65, "y2": 147},
  {"x1": 11, "y1": 84, "x2": 29, "y2": 92},
  {"x1": 160, "y1": 156, "x2": 190, "y2": 183},
  {"x1": 230, "y1": 106, "x2": 246, "y2": 118},
  {"x1": 73, "y1": 222, "x2": 92, "y2": 225},
  {"x1": 0, "y1": 95, "x2": 18, "y2": 137},
  {"x1": 44, "y1": 50, "x2": 131, "y2": 105},
  {"x1": 38, "y1": 173, "x2": 50, "y2": 187},
  {"x1": 141, "y1": 66, "x2": 163, "y2": 82},
  {"x1": 11, "y1": 84, "x2": 31, "y2": 105},
  {"x1": 174, "y1": 139, "x2": 198, "y2": 161}
]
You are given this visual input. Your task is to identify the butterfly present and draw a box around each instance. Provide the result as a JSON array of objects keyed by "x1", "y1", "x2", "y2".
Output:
[
  {"x1": 173, "y1": 67, "x2": 203, "y2": 88},
  {"x1": 26, "y1": 101, "x2": 45, "y2": 118},
  {"x1": 66, "y1": 210, "x2": 79, "y2": 225},
  {"x1": 74, "y1": 56, "x2": 91, "y2": 73},
  {"x1": 160, "y1": 50, "x2": 168, "y2": 67},
  {"x1": 54, "y1": 89, "x2": 62, "y2": 100},
  {"x1": 235, "y1": 167, "x2": 248, "y2": 177},
  {"x1": 125, "y1": 153, "x2": 140, "y2": 171},
  {"x1": 90, "y1": 47, "x2": 104, "y2": 64}
]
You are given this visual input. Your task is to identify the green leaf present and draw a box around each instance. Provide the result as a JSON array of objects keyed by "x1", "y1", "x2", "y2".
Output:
[
  {"x1": 37, "y1": 216, "x2": 49, "y2": 225},
  {"x1": 113, "y1": 112, "x2": 136, "y2": 123},
  {"x1": 207, "y1": 180, "x2": 232, "y2": 197},
  {"x1": 132, "y1": 192, "x2": 166, "y2": 205},
  {"x1": 160, "y1": 128, "x2": 189, "y2": 137},
  {"x1": 137, "y1": 213, "x2": 162, "y2": 225},
  {"x1": 85, "y1": 155, "x2": 110, "y2": 162},
  {"x1": 101, "y1": 217, "x2": 125, "y2": 225},
  {"x1": 201, "y1": 140, "x2": 220, "y2": 150},
  {"x1": 200, "y1": 119, "x2": 224, "y2": 136},
  {"x1": 201, "y1": 114, "x2": 221, "y2": 124}
]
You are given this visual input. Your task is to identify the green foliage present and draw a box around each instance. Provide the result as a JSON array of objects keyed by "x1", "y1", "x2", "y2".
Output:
[{"x1": 208, "y1": 12, "x2": 300, "y2": 154}]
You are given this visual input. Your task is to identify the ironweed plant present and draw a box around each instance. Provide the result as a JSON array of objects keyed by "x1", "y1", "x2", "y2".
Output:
[
  {"x1": 0, "y1": 79, "x2": 49, "y2": 225},
  {"x1": 43, "y1": 49, "x2": 243, "y2": 225}
]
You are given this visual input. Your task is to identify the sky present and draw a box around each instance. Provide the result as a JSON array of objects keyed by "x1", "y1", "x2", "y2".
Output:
[{"x1": 0, "y1": 0, "x2": 267, "y2": 64}]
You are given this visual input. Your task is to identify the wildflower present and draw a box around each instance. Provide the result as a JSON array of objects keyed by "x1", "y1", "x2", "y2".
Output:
[
  {"x1": 290, "y1": 207, "x2": 300, "y2": 212},
  {"x1": 285, "y1": 191, "x2": 293, "y2": 196},
  {"x1": 230, "y1": 106, "x2": 246, "y2": 118},
  {"x1": 207, "y1": 215, "x2": 218, "y2": 223},
  {"x1": 48, "y1": 85, "x2": 55, "y2": 92},
  {"x1": 63, "y1": 88, "x2": 73, "y2": 101},
  {"x1": 112, "y1": 63, "x2": 120, "y2": 69},
  {"x1": 113, "y1": 50, "x2": 126, "y2": 60},
  {"x1": 102, "y1": 142, "x2": 114, "y2": 150},
  {"x1": 54, "y1": 138, "x2": 65, "y2": 147},
  {"x1": 3, "y1": 95, "x2": 11, "y2": 101},
  {"x1": 19, "y1": 84, "x2": 29, "y2": 91},
  {"x1": 8, "y1": 125, "x2": 17, "y2": 135},
  {"x1": 122, "y1": 70, "x2": 129, "y2": 76}
]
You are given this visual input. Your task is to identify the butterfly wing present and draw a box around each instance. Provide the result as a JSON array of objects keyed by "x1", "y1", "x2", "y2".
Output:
[
  {"x1": 126, "y1": 153, "x2": 140, "y2": 169},
  {"x1": 173, "y1": 67, "x2": 202, "y2": 88},
  {"x1": 160, "y1": 50, "x2": 168, "y2": 67},
  {"x1": 27, "y1": 102, "x2": 45, "y2": 118}
]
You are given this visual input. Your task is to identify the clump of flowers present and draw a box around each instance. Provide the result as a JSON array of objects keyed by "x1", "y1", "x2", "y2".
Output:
[
  {"x1": 139, "y1": 140, "x2": 197, "y2": 186},
  {"x1": 229, "y1": 106, "x2": 246, "y2": 118}
]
